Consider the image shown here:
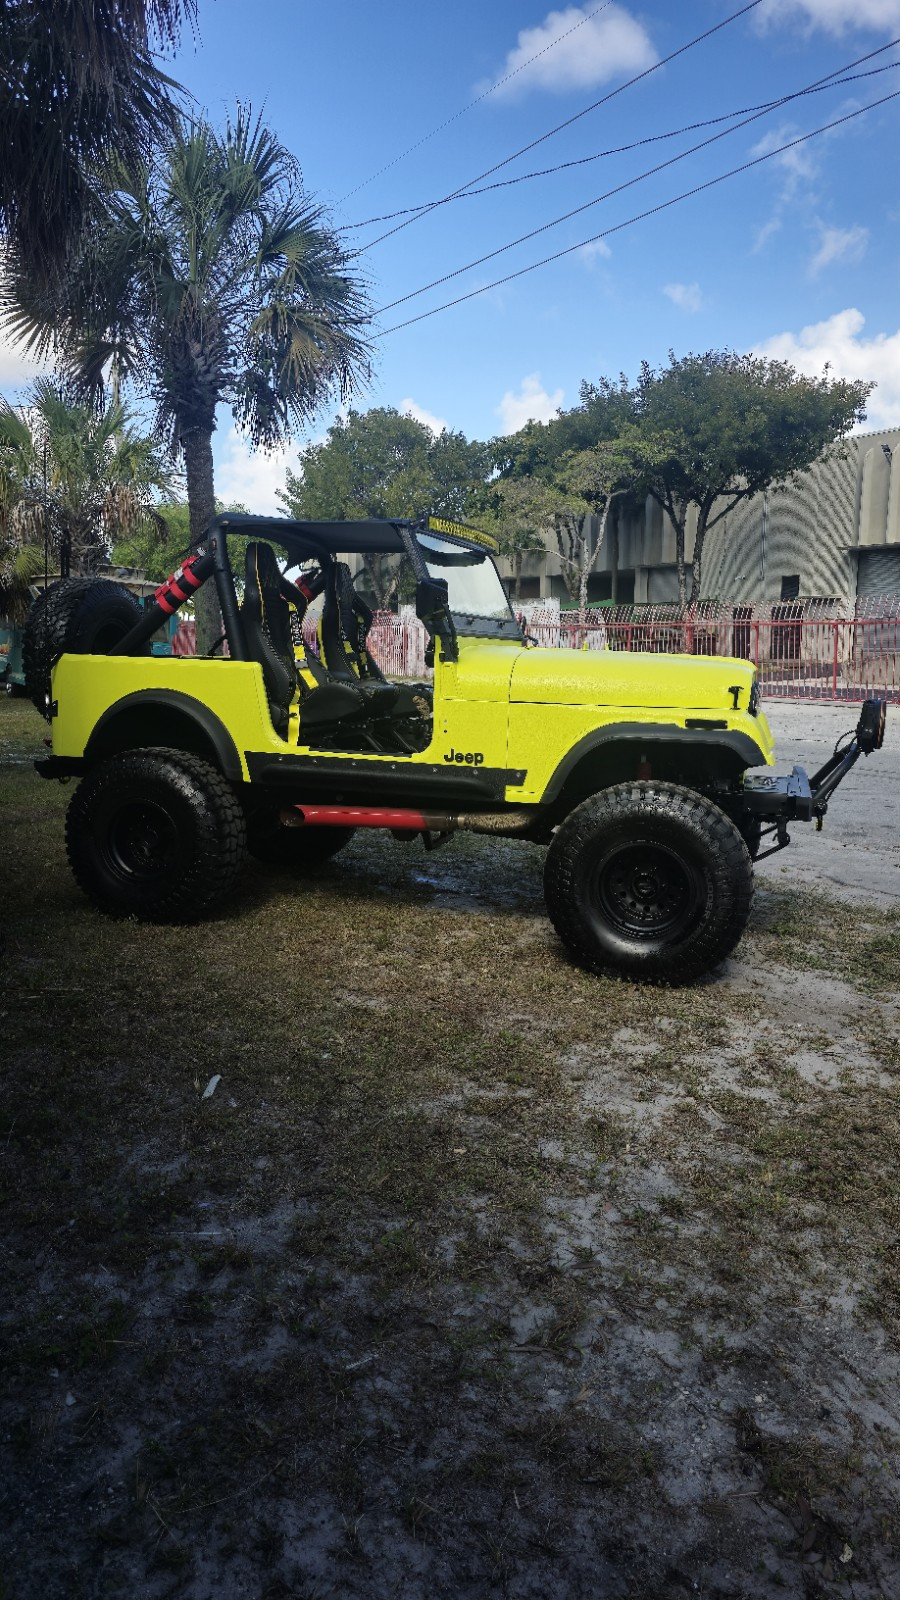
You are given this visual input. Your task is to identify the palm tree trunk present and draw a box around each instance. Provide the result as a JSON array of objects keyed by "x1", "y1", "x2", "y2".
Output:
[{"x1": 182, "y1": 425, "x2": 224, "y2": 655}]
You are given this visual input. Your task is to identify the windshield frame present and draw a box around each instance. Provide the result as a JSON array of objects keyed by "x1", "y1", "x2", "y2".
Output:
[{"x1": 411, "y1": 529, "x2": 524, "y2": 641}]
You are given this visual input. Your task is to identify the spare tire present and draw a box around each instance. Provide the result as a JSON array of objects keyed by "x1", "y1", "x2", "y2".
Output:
[{"x1": 23, "y1": 578, "x2": 146, "y2": 720}]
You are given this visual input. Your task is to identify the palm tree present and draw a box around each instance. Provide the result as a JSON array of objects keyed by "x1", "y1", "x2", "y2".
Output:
[
  {"x1": 0, "y1": 0, "x2": 194, "y2": 290},
  {"x1": 0, "y1": 380, "x2": 175, "y2": 610},
  {"x1": 4, "y1": 109, "x2": 372, "y2": 651}
]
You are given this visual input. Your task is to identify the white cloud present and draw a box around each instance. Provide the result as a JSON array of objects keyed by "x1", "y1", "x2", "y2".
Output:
[
  {"x1": 757, "y1": 0, "x2": 900, "y2": 34},
  {"x1": 400, "y1": 397, "x2": 448, "y2": 434},
  {"x1": 750, "y1": 123, "x2": 819, "y2": 188},
  {"x1": 0, "y1": 327, "x2": 46, "y2": 395},
  {"x1": 496, "y1": 373, "x2": 564, "y2": 434},
  {"x1": 663, "y1": 281, "x2": 703, "y2": 313},
  {"x1": 578, "y1": 238, "x2": 612, "y2": 265},
  {"x1": 753, "y1": 215, "x2": 783, "y2": 253},
  {"x1": 809, "y1": 222, "x2": 869, "y2": 275},
  {"x1": 482, "y1": 3, "x2": 656, "y2": 99},
  {"x1": 216, "y1": 426, "x2": 296, "y2": 514},
  {"x1": 757, "y1": 308, "x2": 900, "y2": 430}
]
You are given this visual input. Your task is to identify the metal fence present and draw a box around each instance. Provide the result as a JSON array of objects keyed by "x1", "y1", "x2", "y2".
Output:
[{"x1": 166, "y1": 602, "x2": 900, "y2": 703}]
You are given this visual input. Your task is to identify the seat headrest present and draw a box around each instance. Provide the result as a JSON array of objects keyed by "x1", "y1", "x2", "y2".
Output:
[{"x1": 245, "y1": 541, "x2": 282, "y2": 595}]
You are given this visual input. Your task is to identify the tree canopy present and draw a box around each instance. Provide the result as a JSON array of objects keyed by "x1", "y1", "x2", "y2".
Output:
[
  {"x1": 0, "y1": 0, "x2": 194, "y2": 290},
  {"x1": 490, "y1": 354, "x2": 872, "y2": 607},
  {"x1": 0, "y1": 380, "x2": 174, "y2": 594},
  {"x1": 281, "y1": 407, "x2": 488, "y2": 524},
  {"x1": 280, "y1": 407, "x2": 489, "y2": 602},
  {"x1": 5, "y1": 107, "x2": 373, "y2": 650},
  {"x1": 615, "y1": 350, "x2": 872, "y2": 604}
]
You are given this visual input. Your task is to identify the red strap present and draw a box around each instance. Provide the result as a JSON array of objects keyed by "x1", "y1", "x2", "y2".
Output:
[{"x1": 179, "y1": 558, "x2": 203, "y2": 590}]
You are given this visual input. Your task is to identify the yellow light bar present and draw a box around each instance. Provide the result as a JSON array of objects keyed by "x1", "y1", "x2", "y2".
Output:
[{"x1": 426, "y1": 514, "x2": 498, "y2": 553}]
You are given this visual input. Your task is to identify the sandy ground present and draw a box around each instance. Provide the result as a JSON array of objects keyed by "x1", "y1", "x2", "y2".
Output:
[
  {"x1": 2, "y1": 697, "x2": 899, "y2": 1600},
  {"x1": 753, "y1": 702, "x2": 900, "y2": 908}
]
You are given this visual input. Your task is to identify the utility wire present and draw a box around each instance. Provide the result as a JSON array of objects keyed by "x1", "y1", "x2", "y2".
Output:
[
  {"x1": 336, "y1": 0, "x2": 615, "y2": 203},
  {"x1": 356, "y1": 0, "x2": 767, "y2": 252},
  {"x1": 343, "y1": 53, "x2": 900, "y2": 230},
  {"x1": 372, "y1": 43, "x2": 900, "y2": 320},
  {"x1": 377, "y1": 90, "x2": 900, "y2": 337}
]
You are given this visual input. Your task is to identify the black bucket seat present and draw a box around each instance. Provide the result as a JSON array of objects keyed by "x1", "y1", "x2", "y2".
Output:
[
  {"x1": 239, "y1": 543, "x2": 367, "y2": 738},
  {"x1": 326, "y1": 562, "x2": 432, "y2": 719},
  {"x1": 318, "y1": 560, "x2": 401, "y2": 718}
]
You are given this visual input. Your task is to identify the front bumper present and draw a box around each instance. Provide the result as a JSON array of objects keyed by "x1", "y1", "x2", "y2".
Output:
[{"x1": 741, "y1": 698, "x2": 886, "y2": 856}]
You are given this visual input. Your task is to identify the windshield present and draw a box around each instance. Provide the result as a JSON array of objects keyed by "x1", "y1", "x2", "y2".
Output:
[{"x1": 417, "y1": 534, "x2": 521, "y2": 637}]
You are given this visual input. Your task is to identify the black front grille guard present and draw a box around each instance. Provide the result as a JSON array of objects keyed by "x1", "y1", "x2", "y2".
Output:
[{"x1": 743, "y1": 698, "x2": 886, "y2": 859}]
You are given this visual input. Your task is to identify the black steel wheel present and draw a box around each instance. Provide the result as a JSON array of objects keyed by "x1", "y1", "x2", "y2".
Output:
[
  {"x1": 544, "y1": 782, "x2": 753, "y2": 983},
  {"x1": 246, "y1": 805, "x2": 356, "y2": 869},
  {"x1": 23, "y1": 579, "x2": 145, "y2": 719},
  {"x1": 66, "y1": 748, "x2": 247, "y2": 922}
]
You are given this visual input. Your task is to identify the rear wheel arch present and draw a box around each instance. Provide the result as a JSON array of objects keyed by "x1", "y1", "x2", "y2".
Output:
[{"x1": 84, "y1": 691, "x2": 242, "y2": 780}]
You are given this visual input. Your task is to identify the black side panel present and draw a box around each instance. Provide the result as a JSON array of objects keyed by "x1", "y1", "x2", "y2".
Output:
[
  {"x1": 244, "y1": 752, "x2": 526, "y2": 805},
  {"x1": 85, "y1": 691, "x2": 243, "y2": 780},
  {"x1": 541, "y1": 722, "x2": 765, "y2": 803}
]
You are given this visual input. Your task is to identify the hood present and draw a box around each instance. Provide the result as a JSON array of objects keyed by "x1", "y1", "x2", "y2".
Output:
[{"x1": 510, "y1": 646, "x2": 757, "y2": 713}]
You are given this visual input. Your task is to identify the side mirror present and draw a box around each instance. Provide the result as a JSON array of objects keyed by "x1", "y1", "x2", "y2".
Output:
[{"x1": 415, "y1": 577, "x2": 458, "y2": 663}]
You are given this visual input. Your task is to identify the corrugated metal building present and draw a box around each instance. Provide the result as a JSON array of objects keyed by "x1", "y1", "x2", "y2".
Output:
[{"x1": 499, "y1": 425, "x2": 900, "y2": 609}]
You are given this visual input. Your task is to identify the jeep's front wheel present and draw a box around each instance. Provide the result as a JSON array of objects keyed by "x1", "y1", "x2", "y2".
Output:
[
  {"x1": 544, "y1": 782, "x2": 753, "y2": 983},
  {"x1": 66, "y1": 748, "x2": 247, "y2": 922}
]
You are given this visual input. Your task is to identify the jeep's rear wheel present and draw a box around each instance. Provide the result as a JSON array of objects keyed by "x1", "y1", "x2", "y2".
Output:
[
  {"x1": 544, "y1": 782, "x2": 753, "y2": 983},
  {"x1": 246, "y1": 806, "x2": 356, "y2": 869},
  {"x1": 66, "y1": 748, "x2": 247, "y2": 922}
]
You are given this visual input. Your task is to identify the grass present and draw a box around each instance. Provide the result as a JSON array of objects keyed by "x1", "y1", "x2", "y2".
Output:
[{"x1": 2, "y1": 695, "x2": 899, "y2": 1599}]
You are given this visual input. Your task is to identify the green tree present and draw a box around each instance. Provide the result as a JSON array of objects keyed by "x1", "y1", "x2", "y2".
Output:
[
  {"x1": 5, "y1": 109, "x2": 372, "y2": 650},
  {"x1": 0, "y1": 380, "x2": 174, "y2": 600},
  {"x1": 0, "y1": 0, "x2": 193, "y2": 291},
  {"x1": 111, "y1": 497, "x2": 249, "y2": 584},
  {"x1": 489, "y1": 383, "x2": 641, "y2": 616},
  {"x1": 620, "y1": 350, "x2": 872, "y2": 605},
  {"x1": 280, "y1": 407, "x2": 488, "y2": 602}
]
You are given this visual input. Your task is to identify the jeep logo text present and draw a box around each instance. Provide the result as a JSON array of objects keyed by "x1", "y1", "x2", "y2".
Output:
[{"x1": 443, "y1": 748, "x2": 484, "y2": 767}]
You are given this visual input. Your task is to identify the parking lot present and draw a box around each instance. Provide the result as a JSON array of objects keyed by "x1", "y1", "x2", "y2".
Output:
[{"x1": 1, "y1": 695, "x2": 898, "y2": 1600}]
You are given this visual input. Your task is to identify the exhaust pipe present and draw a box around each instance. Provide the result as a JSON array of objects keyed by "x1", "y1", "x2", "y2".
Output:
[{"x1": 281, "y1": 804, "x2": 537, "y2": 836}]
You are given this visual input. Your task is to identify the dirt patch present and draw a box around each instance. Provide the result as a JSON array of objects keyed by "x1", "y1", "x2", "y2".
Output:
[{"x1": 2, "y1": 698, "x2": 900, "y2": 1599}]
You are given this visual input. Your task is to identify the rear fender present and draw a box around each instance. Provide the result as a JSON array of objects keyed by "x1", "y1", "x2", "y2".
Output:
[{"x1": 84, "y1": 690, "x2": 242, "y2": 779}]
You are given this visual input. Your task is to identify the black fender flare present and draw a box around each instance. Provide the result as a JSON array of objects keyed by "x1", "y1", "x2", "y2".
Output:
[
  {"x1": 84, "y1": 689, "x2": 243, "y2": 780},
  {"x1": 540, "y1": 721, "x2": 767, "y2": 803}
]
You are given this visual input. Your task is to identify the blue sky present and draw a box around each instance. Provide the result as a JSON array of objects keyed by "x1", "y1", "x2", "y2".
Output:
[{"x1": 3, "y1": 0, "x2": 900, "y2": 507}]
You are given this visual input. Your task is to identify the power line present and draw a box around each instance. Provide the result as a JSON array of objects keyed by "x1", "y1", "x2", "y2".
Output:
[
  {"x1": 356, "y1": 0, "x2": 767, "y2": 252},
  {"x1": 342, "y1": 54, "x2": 900, "y2": 230},
  {"x1": 377, "y1": 90, "x2": 900, "y2": 337},
  {"x1": 336, "y1": 0, "x2": 615, "y2": 204},
  {"x1": 373, "y1": 43, "x2": 900, "y2": 319}
]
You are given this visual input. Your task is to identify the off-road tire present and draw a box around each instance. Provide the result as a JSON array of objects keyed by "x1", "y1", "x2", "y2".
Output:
[
  {"x1": 246, "y1": 806, "x2": 356, "y2": 869},
  {"x1": 5, "y1": 680, "x2": 25, "y2": 698},
  {"x1": 23, "y1": 578, "x2": 145, "y2": 719},
  {"x1": 544, "y1": 782, "x2": 753, "y2": 984},
  {"x1": 66, "y1": 748, "x2": 247, "y2": 923}
]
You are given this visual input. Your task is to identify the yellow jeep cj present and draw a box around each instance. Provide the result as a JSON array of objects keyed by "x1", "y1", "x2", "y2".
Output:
[{"x1": 26, "y1": 513, "x2": 886, "y2": 982}]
